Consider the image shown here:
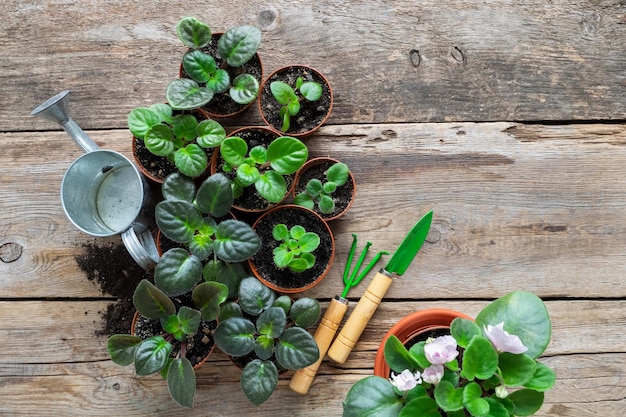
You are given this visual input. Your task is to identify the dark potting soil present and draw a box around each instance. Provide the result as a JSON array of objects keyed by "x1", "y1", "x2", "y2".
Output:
[
  {"x1": 294, "y1": 160, "x2": 355, "y2": 220},
  {"x1": 259, "y1": 66, "x2": 332, "y2": 135},
  {"x1": 75, "y1": 242, "x2": 153, "y2": 336},
  {"x1": 181, "y1": 34, "x2": 263, "y2": 118},
  {"x1": 250, "y1": 207, "x2": 333, "y2": 291}
]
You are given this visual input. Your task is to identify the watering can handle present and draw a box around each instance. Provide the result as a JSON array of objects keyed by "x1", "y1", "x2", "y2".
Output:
[{"x1": 121, "y1": 228, "x2": 160, "y2": 271}]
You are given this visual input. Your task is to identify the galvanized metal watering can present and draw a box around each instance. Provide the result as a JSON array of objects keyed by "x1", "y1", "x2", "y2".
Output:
[{"x1": 31, "y1": 91, "x2": 159, "y2": 270}]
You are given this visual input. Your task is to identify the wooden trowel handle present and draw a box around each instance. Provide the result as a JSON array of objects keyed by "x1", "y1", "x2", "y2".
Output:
[
  {"x1": 328, "y1": 269, "x2": 393, "y2": 364},
  {"x1": 289, "y1": 296, "x2": 349, "y2": 395}
]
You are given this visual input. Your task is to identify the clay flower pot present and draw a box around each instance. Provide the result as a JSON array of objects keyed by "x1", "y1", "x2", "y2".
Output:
[
  {"x1": 292, "y1": 157, "x2": 356, "y2": 221},
  {"x1": 374, "y1": 308, "x2": 473, "y2": 378},
  {"x1": 258, "y1": 65, "x2": 333, "y2": 137},
  {"x1": 248, "y1": 205, "x2": 334, "y2": 293}
]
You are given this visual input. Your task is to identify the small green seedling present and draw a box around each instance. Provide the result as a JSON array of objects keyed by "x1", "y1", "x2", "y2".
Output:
[
  {"x1": 270, "y1": 77, "x2": 323, "y2": 132},
  {"x1": 128, "y1": 103, "x2": 226, "y2": 177},
  {"x1": 294, "y1": 162, "x2": 350, "y2": 214},
  {"x1": 166, "y1": 17, "x2": 262, "y2": 110},
  {"x1": 272, "y1": 223, "x2": 321, "y2": 273}
]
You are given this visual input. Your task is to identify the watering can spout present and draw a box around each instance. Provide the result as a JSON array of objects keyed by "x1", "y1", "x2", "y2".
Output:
[{"x1": 31, "y1": 90, "x2": 99, "y2": 153}]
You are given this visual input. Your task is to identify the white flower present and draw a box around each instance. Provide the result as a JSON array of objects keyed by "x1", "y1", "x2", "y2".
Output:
[
  {"x1": 484, "y1": 322, "x2": 528, "y2": 354},
  {"x1": 389, "y1": 369, "x2": 422, "y2": 391},
  {"x1": 422, "y1": 364, "x2": 444, "y2": 384},
  {"x1": 424, "y1": 335, "x2": 459, "y2": 365}
]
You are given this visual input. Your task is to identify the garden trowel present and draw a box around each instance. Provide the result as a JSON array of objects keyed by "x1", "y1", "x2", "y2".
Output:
[{"x1": 327, "y1": 210, "x2": 433, "y2": 364}]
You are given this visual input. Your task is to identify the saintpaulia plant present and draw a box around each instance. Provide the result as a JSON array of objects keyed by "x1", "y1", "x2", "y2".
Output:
[
  {"x1": 107, "y1": 279, "x2": 228, "y2": 408},
  {"x1": 272, "y1": 223, "x2": 320, "y2": 273},
  {"x1": 214, "y1": 277, "x2": 321, "y2": 405},
  {"x1": 219, "y1": 135, "x2": 308, "y2": 203},
  {"x1": 166, "y1": 17, "x2": 261, "y2": 110},
  {"x1": 294, "y1": 162, "x2": 350, "y2": 214},
  {"x1": 270, "y1": 77, "x2": 323, "y2": 132},
  {"x1": 128, "y1": 103, "x2": 226, "y2": 177},
  {"x1": 343, "y1": 292, "x2": 556, "y2": 417},
  {"x1": 155, "y1": 172, "x2": 261, "y2": 296}
]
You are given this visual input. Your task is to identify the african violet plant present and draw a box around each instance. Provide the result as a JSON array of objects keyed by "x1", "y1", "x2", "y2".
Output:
[
  {"x1": 294, "y1": 161, "x2": 350, "y2": 214},
  {"x1": 155, "y1": 172, "x2": 261, "y2": 296},
  {"x1": 107, "y1": 279, "x2": 228, "y2": 408},
  {"x1": 343, "y1": 292, "x2": 555, "y2": 417},
  {"x1": 215, "y1": 277, "x2": 321, "y2": 405},
  {"x1": 128, "y1": 103, "x2": 226, "y2": 177},
  {"x1": 166, "y1": 17, "x2": 261, "y2": 110},
  {"x1": 270, "y1": 77, "x2": 323, "y2": 132},
  {"x1": 219, "y1": 135, "x2": 308, "y2": 203},
  {"x1": 272, "y1": 223, "x2": 320, "y2": 273}
]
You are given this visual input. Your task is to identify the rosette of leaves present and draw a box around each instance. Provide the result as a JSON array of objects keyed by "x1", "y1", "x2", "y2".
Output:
[
  {"x1": 155, "y1": 172, "x2": 261, "y2": 297},
  {"x1": 166, "y1": 17, "x2": 261, "y2": 110},
  {"x1": 214, "y1": 277, "x2": 321, "y2": 405},
  {"x1": 272, "y1": 223, "x2": 320, "y2": 273},
  {"x1": 294, "y1": 162, "x2": 350, "y2": 214},
  {"x1": 107, "y1": 279, "x2": 228, "y2": 408},
  {"x1": 128, "y1": 103, "x2": 226, "y2": 177},
  {"x1": 270, "y1": 77, "x2": 323, "y2": 132},
  {"x1": 219, "y1": 135, "x2": 308, "y2": 203}
]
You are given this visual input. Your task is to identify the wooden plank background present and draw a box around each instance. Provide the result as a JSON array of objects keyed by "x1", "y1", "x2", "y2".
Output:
[{"x1": 1, "y1": 0, "x2": 625, "y2": 415}]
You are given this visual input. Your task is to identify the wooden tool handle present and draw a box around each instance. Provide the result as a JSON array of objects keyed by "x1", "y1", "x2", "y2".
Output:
[
  {"x1": 289, "y1": 296, "x2": 349, "y2": 395},
  {"x1": 327, "y1": 269, "x2": 393, "y2": 364}
]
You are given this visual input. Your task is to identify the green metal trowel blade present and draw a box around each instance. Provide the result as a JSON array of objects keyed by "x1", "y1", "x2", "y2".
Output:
[{"x1": 384, "y1": 210, "x2": 433, "y2": 275}]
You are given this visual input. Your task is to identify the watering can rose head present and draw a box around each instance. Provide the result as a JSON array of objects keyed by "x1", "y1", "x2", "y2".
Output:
[{"x1": 343, "y1": 292, "x2": 556, "y2": 417}]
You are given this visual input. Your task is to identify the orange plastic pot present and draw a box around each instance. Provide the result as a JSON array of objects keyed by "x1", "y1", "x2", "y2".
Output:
[{"x1": 374, "y1": 308, "x2": 473, "y2": 378}]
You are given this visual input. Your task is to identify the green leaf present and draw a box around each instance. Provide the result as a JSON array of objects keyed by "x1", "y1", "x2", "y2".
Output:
[
  {"x1": 155, "y1": 200, "x2": 202, "y2": 243},
  {"x1": 214, "y1": 317, "x2": 256, "y2": 356},
  {"x1": 475, "y1": 291, "x2": 551, "y2": 358},
  {"x1": 275, "y1": 327, "x2": 319, "y2": 369},
  {"x1": 384, "y1": 335, "x2": 420, "y2": 374},
  {"x1": 305, "y1": 178, "x2": 323, "y2": 196},
  {"x1": 134, "y1": 336, "x2": 172, "y2": 376},
  {"x1": 196, "y1": 119, "x2": 226, "y2": 148},
  {"x1": 254, "y1": 334, "x2": 275, "y2": 360},
  {"x1": 270, "y1": 81, "x2": 297, "y2": 105},
  {"x1": 499, "y1": 352, "x2": 537, "y2": 386},
  {"x1": 166, "y1": 78, "x2": 214, "y2": 110},
  {"x1": 267, "y1": 136, "x2": 308, "y2": 175},
  {"x1": 327, "y1": 162, "x2": 349, "y2": 185},
  {"x1": 257, "y1": 306, "x2": 287, "y2": 338},
  {"x1": 408, "y1": 341, "x2": 432, "y2": 369},
  {"x1": 508, "y1": 389, "x2": 545, "y2": 416},
  {"x1": 460, "y1": 336, "x2": 498, "y2": 381},
  {"x1": 272, "y1": 223, "x2": 289, "y2": 241},
  {"x1": 220, "y1": 136, "x2": 248, "y2": 167},
  {"x1": 217, "y1": 25, "x2": 261, "y2": 67},
  {"x1": 188, "y1": 221, "x2": 215, "y2": 260},
  {"x1": 300, "y1": 81, "x2": 323, "y2": 101},
  {"x1": 176, "y1": 17, "x2": 211, "y2": 49},
  {"x1": 202, "y1": 260, "x2": 246, "y2": 299},
  {"x1": 178, "y1": 306, "x2": 201, "y2": 335},
  {"x1": 241, "y1": 359, "x2": 278, "y2": 406},
  {"x1": 207, "y1": 69, "x2": 230, "y2": 94},
  {"x1": 280, "y1": 106, "x2": 291, "y2": 132},
  {"x1": 213, "y1": 219, "x2": 261, "y2": 262},
  {"x1": 319, "y1": 195, "x2": 335, "y2": 214},
  {"x1": 192, "y1": 281, "x2": 228, "y2": 321},
  {"x1": 196, "y1": 173, "x2": 233, "y2": 217},
  {"x1": 167, "y1": 357, "x2": 195, "y2": 408},
  {"x1": 342, "y1": 376, "x2": 404, "y2": 417},
  {"x1": 132, "y1": 279, "x2": 175, "y2": 319},
  {"x1": 289, "y1": 297, "x2": 321, "y2": 328},
  {"x1": 294, "y1": 193, "x2": 315, "y2": 209},
  {"x1": 255, "y1": 170, "x2": 287, "y2": 203},
  {"x1": 161, "y1": 172, "x2": 196, "y2": 202},
  {"x1": 287, "y1": 257, "x2": 309, "y2": 273},
  {"x1": 218, "y1": 301, "x2": 243, "y2": 321},
  {"x1": 451, "y1": 318, "x2": 482, "y2": 348},
  {"x1": 462, "y1": 381, "x2": 482, "y2": 403},
  {"x1": 237, "y1": 163, "x2": 260, "y2": 186},
  {"x1": 465, "y1": 397, "x2": 490, "y2": 417},
  {"x1": 107, "y1": 335, "x2": 141, "y2": 366},
  {"x1": 238, "y1": 277, "x2": 275, "y2": 315},
  {"x1": 484, "y1": 398, "x2": 510, "y2": 417},
  {"x1": 154, "y1": 248, "x2": 203, "y2": 296},
  {"x1": 172, "y1": 114, "x2": 198, "y2": 141},
  {"x1": 160, "y1": 314, "x2": 186, "y2": 341},
  {"x1": 433, "y1": 380, "x2": 464, "y2": 412},
  {"x1": 249, "y1": 145, "x2": 267, "y2": 164},
  {"x1": 273, "y1": 246, "x2": 292, "y2": 268},
  {"x1": 524, "y1": 361, "x2": 556, "y2": 392},
  {"x1": 290, "y1": 225, "x2": 305, "y2": 239},
  {"x1": 273, "y1": 295, "x2": 292, "y2": 314},
  {"x1": 145, "y1": 124, "x2": 175, "y2": 157},
  {"x1": 174, "y1": 143, "x2": 208, "y2": 177},
  {"x1": 287, "y1": 100, "x2": 301, "y2": 116},
  {"x1": 400, "y1": 396, "x2": 442, "y2": 417},
  {"x1": 128, "y1": 107, "x2": 164, "y2": 139},
  {"x1": 230, "y1": 73, "x2": 259, "y2": 104},
  {"x1": 182, "y1": 50, "x2": 216, "y2": 84},
  {"x1": 299, "y1": 232, "x2": 320, "y2": 253}
]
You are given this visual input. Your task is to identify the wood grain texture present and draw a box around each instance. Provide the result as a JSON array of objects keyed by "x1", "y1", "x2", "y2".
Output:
[{"x1": 2, "y1": 0, "x2": 625, "y2": 132}]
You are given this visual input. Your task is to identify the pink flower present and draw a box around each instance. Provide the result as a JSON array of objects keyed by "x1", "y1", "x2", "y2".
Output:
[
  {"x1": 484, "y1": 322, "x2": 528, "y2": 354},
  {"x1": 389, "y1": 369, "x2": 422, "y2": 391},
  {"x1": 424, "y1": 335, "x2": 459, "y2": 365},
  {"x1": 422, "y1": 364, "x2": 444, "y2": 384}
]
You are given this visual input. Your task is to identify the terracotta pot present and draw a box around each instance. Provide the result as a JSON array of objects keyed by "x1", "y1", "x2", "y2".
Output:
[
  {"x1": 179, "y1": 33, "x2": 263, "y2": 119},
  {"x1": 249, "y1": 205, "x2": 335, "y2": 293},
  {"x1": 292, "y1": 157, "x2": 356, "y2": 221},
  {"x1": 211, "y1": 127, "x2": 295, "y2": 213},
  {"x1": 258, "y1": 65, "x2": 333, "y2": 137},
  {"x1": 374, "y1": 308, "x2": 473, "y2": 378}
]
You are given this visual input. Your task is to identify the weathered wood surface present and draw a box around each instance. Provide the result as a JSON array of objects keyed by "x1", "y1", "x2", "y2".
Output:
[{"x1": 2, "y1": 0, "x2": 625, "y2": 132}]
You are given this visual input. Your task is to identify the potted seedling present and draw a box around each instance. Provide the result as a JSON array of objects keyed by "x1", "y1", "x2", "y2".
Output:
[
  {"x1": 293, "y1": 157, "x2": 356, "y2": 221},
  {"x1": 107, "y1": 278, "x2": 229, "y2": 408},
  {"x1": 213, "y1": 128, "x2": 309, "y2": 211},
  {"x1": 259, "y1": 65, "x2": 333, "y2": 137},
  {"x1": 167, "y1": 16, "x2": 263, "y2": 117},
  {"x1": 214, "y1": 277, "x2": 321, "y2": 405},
  {"x1": 129, "y1": 103, "x2": 226, "y2": 182},
  {"x1": 249, "y1": 205, "x2": 334, "y2": 293}
]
